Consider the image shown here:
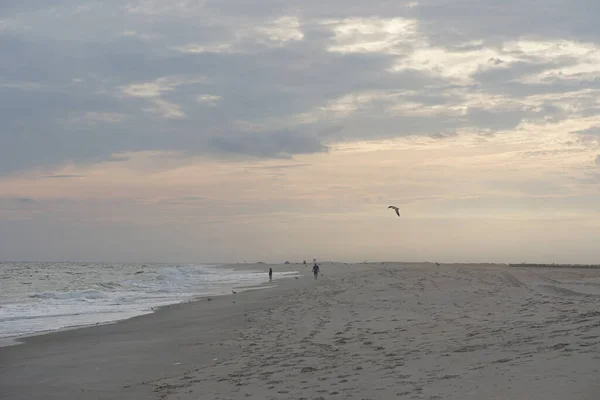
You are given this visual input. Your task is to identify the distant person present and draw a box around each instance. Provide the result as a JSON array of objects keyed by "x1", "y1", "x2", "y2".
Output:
[
  {"x1": 268, "y1": 267, "x2": 273, "y2": 281},
  {"x1": 312, "y1": 263, "x2": 319, "y2": 279}
]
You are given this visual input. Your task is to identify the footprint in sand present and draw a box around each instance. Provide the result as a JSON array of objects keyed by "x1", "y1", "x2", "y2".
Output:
[{"x1": 439, "y1": 374, "x2": 460, "y2": 380}]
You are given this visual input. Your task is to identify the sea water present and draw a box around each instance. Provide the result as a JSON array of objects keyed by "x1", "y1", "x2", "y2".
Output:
[{"x1": 0, "y1": 262, "x2": 298, "y2": 339}]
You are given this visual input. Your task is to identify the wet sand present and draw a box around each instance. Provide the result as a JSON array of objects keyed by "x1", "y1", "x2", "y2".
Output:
[{"x1": 2, "y1": 262, "x2": 600, "y2": 399}]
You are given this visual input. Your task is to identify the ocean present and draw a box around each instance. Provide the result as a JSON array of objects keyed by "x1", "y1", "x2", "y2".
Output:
[{"x1": 0, "y1": 262, "x2": 298, "y2": 340}]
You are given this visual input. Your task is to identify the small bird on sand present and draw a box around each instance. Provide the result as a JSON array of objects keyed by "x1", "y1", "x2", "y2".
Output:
[
  {"x1": 388, "y1": 205, "x2": 400, "y2": 217},
  {"x1": 232, "y1": 290, "x2": 237, "y2": 294}
]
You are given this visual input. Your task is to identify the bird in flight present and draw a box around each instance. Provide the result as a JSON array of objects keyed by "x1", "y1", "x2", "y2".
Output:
[{"x1": 388, "y1": 206, "x2": 400, "y2": 217}]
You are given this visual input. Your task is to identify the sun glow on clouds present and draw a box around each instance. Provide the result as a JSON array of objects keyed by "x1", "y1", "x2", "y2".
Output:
[
  {"x1": 394, "y1": 46, "x2": 514, "y2": 83},
  {"x1": 325, "y1": 17, "x2": 600, "y2": 86},
  {"x1": 119, "y1": 76, "x2": 208, "y2": 118},
  {"x1": 396, "y1": 38, "x2": 600, "y2": 84},
  {"x1": 120, "y1": 76, "x2": 208, "y2": 98},
  {"x1": 325, "y1": 17, "x2": 418, "y2": 54},
  {"x1": 172, "y1": 15, "x2": 303, "y2": 54},
  {"x1": 4, "y1": 118, "x2": 597, "y2": 218},
  {"x1": 509, "y1": 40, "x2": 600, "y2": 83},
  {"x1": 323, "y1": 17, "x2": 505, "y2": 83}
]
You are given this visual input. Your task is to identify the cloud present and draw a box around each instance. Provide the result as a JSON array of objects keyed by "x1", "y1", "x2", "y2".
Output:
[
  {"x1": 324, "y1": 17, "x2": 418, "y2": 54},
  {"x1": 572, "y1": 126, "x2": 600, "y2": 135},
  {"x1": 68, "y1": 112, "x2": 128, "y2": 124},
  {"x1": 45, "y1": 174, "x2": 83, "y2": 179},
  {"x1": 0, "y1": 17, "x2": 31, "y2": 33},
  {"x1": 118, "y1": 30, "x2": 162, "y2": 41},
  {"x1": 256, "y1": 16, "x2": 304, "y2": 44},
  {"x1": 208, "y1": 130, "x2": 328, "y2": 158},
  {"x1": 197, "y1": 94, "x2": 222, "y2": 106},
  {"x1": 118, "y1": 76, "x2": 209, "y2": 119},
  {"x1": 14, "y1": 197, "x2": 37, "y2": 205},
  {"x1": 2, "y1": 0, "x2": 600, "y2": 176},
  {"x1": 0, "y1": 197, "x2": 39, "y2": 222},
  {"x1": 120, "y1": 76, "x2": 208, "y2": 98},
  {"x1": 252, "y1": 163, "x2": 311, "y2": 170},
  {"x1": 171, "y1": 15, "x2": 304, "y2": 54},
  {"x1": 158, "y1": 196, "x2": 208, "y2": 205}
]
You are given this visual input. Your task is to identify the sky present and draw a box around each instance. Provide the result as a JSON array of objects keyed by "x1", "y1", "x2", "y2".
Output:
[{"x1": 2, "y1": 0, "x2": 600, "y2": 264}]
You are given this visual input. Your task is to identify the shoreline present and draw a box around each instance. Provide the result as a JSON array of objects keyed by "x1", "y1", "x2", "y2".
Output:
[
  {"x1": 1, "y1": 261, "x2": 319, "y2": 400},
  {"x1": 0, "y1": 263, "x2": 301, "y2": 348}
]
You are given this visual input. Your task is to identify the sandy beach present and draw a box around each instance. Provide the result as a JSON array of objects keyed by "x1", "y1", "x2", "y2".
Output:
[{"x1": 2, "y1": 262, "x2": 600, "y2": 399}]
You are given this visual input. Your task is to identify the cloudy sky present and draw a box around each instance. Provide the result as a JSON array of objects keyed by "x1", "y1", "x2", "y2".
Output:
[{"x1": 2, "y1": 0, "x2": 600, "y2": 264}]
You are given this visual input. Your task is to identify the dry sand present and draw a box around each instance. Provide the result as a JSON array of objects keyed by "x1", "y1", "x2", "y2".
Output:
[{"x1": 2, "y1": 262, "x2": 600, "y2": 399}]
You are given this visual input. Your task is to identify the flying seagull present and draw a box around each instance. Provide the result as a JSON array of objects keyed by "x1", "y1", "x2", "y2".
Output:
[{"x1": 388, "y1": 206, "x2": 400, "y2": 217}]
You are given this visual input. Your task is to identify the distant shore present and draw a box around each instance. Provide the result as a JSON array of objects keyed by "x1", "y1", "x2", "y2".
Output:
[{"x1": 508, "y1": 263, "x2": 600, "y2": 269}]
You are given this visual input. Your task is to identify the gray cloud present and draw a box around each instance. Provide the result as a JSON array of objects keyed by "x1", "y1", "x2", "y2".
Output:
[
  {"x1": 158, "y1": 196, "x2": 209, "y2": 205},
  {"x1": 0, "y1": 197, "x2": 38, "y2": 207},
  {"x1": 464, "y1": 107, "x2": 528, "y2": 132},
  {"x1": 572, "y1": 126, "x2": 600, "y2": 135},
  {"x1": 45, "y1": 174, "x2": 83, "y2": 179},
  {"x1": 1, "y1": 0, "x2": 600, "y2": 173},
  {"x1": 412, "y1": 0, "x2": 600, "y2": 43},
  {"x1": 208, "y1": 130, "x2": 327, "y2": 158},
  {"x1": 15, "y1": 197, "x2": 37, "y2": 205},
  {"x1": 252, "y1": 164, "x2": 311, "y2": 170}
]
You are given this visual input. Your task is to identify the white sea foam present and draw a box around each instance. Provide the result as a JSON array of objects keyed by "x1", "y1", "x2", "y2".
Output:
[{"x1": 0, "y1": 262, "x2": 298, "y2": 339}]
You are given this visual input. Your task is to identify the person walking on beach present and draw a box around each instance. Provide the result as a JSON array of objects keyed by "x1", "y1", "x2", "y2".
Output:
[
  {"x1": 312, "y1": 263, "x2": 319, "y2": 279},
  {"x1": 268, "y1": 267, "x2": 273, "y2": 281}
]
